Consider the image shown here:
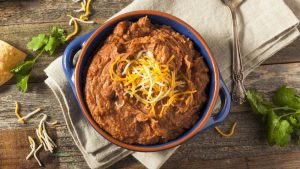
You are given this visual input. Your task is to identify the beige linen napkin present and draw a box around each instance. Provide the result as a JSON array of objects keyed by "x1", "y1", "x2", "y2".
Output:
[{"x1": 45, "y1": 0, "x2": 299, "y2": 168}]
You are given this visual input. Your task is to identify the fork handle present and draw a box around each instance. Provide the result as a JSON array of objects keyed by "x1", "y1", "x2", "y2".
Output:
[{"x1": 231, "y1": 10, "x2": 246, "y2": 104}]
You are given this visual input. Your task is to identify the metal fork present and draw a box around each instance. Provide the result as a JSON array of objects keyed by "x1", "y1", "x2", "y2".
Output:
[{"x1": 221, "y1": 0, "x2": 246, "y2": 104}]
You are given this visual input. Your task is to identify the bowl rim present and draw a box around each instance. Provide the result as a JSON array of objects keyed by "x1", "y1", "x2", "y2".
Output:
[{"x1": 74, "y1": 10, "x2": 220, "y2": 151}]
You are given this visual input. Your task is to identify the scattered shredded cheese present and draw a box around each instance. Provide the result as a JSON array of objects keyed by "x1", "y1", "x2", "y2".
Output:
[
  {"x1": 110, "y1": 50, "x2": 196, "y2": 119},
  {"x1": 73, "y1": 0, "x2": 86, "y2": 12},
  {"x1": 34, "y1": 144, "x2": 43, "y2": 166},
  {"x1": 74, "y1": 7, "x2": 85, "y2": 13},
  {"x1": 69, "y1": 16, "x2": 94, "y2": 24},
  {"x1": 46, "y1": 121, "x2": 59, "y2": 126},
  {"x1": 18, "y1": 108, "x2": 42, "y2": 122},
  {"x1": 14, "y1": 101, "x2": 25, "y2": 124},
  {"x1": 214, "y1": 122, "x2": 237, "y2": 137},
  {"x1": 36, "y1": 114, "x2": 57, "y2": 153},
  {"x1": 27, "y1": 135, "x2": 42, "y2": 166},
  {"x1": 80, "y1": 0, "x2": 92, "y2": 21},
  {"x1": 68, "y1": 0, "x2": 94, "y2": 41},
  {"x1": 66, "y1": 15, "x2": 79, "y2": 41},
  {"x1": 15, "y1": 101, "x2": 58, "y2": 167},
  {"x1": 26, "y1": 136, "x2": 36, "y2": 160}
]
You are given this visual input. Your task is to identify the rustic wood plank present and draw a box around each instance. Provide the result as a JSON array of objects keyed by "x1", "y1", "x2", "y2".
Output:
[
  {"x1": 0, "y1": 83, "x2": 89, "y2": 168},
  {"x1": 0, "y1": 0, "x2": 133, "y2": 26},
  {"x1": 110, "y1": 155, "x2": 248, "y2": 169},
  {"x1": 0, "y1": 128, "x2": 58, "y2": 169},
  {"x1": 247, "y1": 152, "x2": 300, "y2": 169},
  {"x1": 112, "y1": 152, "x2": 300, "y2": 169},
  {"x1": 263, "y1": 36, "x2": 300, "y2": 65}
]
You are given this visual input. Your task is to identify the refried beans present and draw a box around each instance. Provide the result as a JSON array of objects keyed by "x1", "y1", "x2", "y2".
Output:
[{"x1": 84, "y1": 16, "x2": 210, "y2": 145}]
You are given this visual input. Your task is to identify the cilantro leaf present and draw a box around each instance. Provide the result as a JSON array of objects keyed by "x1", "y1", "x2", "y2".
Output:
[
  {"x1": 50, "y1": 26, "x2": 66, "y2": 42},
  {"x1": 11, "y1": 60, "x2": 35, "y2": 75},
  {"x1": 11, "y1": 49, "x2": 43, "y2": 92},
  {"x1": 11, "y1": 59, "x2": 36, "y2": 92},
  {"x1": 15, "y1": 74, "x2": 30, "y2": 92},
  {"x1": 44, "y1": 36, "x2": 61, "y2": 55},
  {"x1": 267, "y1": 111, "x2": 293, "y2": 146},
  {"x1": 273, "y1": 86, "x2": 300, "y2": 109},
  {"x1": 27, "y1": 27, "x2": 66, "y2": 55},
  {"x1": 246, "y1": 90, "x2": 274, "y2": 115},
  {"x1": 13, "y1": 26, "x2": 66, "y2": 92},
  {"x1": 288, "y1": 110, "x2": 300, "y2": 128},
  {"x1": 246, "y1": 88, "x2": 300, "y2": 147},
  {"x1": 44, "y1": 27, "x2": 66, "y2": 55},
  {"x1": 272, "y1": 120, "x2": 293, "y2": 146},
  {"x1": 288, "y1": 115, "x2": 300, "y2": 128},
  {"x1": 27, "y1": 34, "x2": 49, "y2": 51}
]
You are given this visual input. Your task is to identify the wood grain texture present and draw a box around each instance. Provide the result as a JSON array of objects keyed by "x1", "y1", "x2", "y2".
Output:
[
  {"x1": 0, "y1": 0, "x2": 133, "y2": 26},
  {"x1": 264, "y1": 37, "x2": 300, "y2": 65},
  {"x1": 0, "y1": 128, "x2": 58, "y2": 169},
  {"x1": 1, "y1": 0, "x2": 300, "y2": 169}
]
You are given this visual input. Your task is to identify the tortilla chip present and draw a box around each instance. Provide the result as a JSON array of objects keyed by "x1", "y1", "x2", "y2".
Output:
[{"x1": 0, "y1": 40, "x2": 27, "y2": 86}]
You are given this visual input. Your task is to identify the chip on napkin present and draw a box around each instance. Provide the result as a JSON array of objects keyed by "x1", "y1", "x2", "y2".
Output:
[{"x1": 0, "y1": 40, "x2": 27, "y2": 86}]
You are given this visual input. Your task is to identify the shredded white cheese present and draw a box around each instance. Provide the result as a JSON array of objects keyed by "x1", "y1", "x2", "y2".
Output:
[
  {"x1": 18, "y1": 108, "x2": 42, "y2": 122},
  {"x1": 26, "y1": 136, "x2": 36, "y2": 160},
  {"x1": 26, "y1": 113, "x2": 58, "y2": 166},
  {"x1": 68, "y1": 16, "x2": 94, "y2": 26},
  {"x1": 36, "y1": 114, "x2": 57, "y2": 153},
  {"x1": 34, "y1": 144, "x2": 43, "y2": 166},
  {"x1": 73, "y1": 0, "x2": 89, "y2": 13}
]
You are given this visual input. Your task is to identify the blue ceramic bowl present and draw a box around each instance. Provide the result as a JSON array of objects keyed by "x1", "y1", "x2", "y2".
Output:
[{"x1": 63, "y1": 10, "x2": 231, "y2": 152}]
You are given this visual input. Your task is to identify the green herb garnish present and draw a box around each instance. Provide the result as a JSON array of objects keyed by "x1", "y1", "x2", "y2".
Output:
[
  {"x1": 11, "y1": 50, "x2": 43, "y2": 92},
  {"x1": 246, "y1": 86, "x2": 300, "y2": 146},
  {"x1": 267, "y1": 110, "x2": 293, "y2": 146},
  {"x1": 27, "y1": 34, "x2": 49, "y2": 51},
  {"x1": 246, "y1": 89, "x2": 274, "y2": 115},
  {"x1": 273, "y1": 86, "x2": 300, "y2": 109},
  {"x1": 11, "y1": 27, "x2": 66, "y2": 92}
]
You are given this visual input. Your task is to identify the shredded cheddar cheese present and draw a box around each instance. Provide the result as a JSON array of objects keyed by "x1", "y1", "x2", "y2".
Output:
[
  {"x1": 66, "y1": 15, "x2": 79, "y2": 41},
  {"x1": 80, "y1": 0, "x2": 92, "y2": 21},
  {"x1": 110, "y1": 50, "x2": 197, "y2": 119},
  {"x1": 15, "y1": 101, "x2": 25, "y2": 124},
  {"x1": 214, "y1": 122, "x2": 237, "y2": 137},
  {"x1": 68, "y1": 0, "x2": 94, "y2": 40}
]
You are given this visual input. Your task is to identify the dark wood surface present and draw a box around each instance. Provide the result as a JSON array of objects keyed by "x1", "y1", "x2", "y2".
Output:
[{"x1": 1, "y1": 1, "x2": 300, "y2": 169}]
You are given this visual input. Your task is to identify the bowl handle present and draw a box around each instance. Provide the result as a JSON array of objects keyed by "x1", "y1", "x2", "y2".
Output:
[
  {"x1": 201, "y1": 77, "x2": 231, "y2": 131},
  {"x1": 62, "y1": 31, "x2": 94, "y2": 89}
]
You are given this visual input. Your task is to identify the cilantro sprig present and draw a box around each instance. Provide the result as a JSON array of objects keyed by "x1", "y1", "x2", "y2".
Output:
[
  {"x1": 246, "y1": 86, "x2": 300, "y2": 146},
  {"x1": 11, "y1": 27, "x2": 66, "y2": 92}
]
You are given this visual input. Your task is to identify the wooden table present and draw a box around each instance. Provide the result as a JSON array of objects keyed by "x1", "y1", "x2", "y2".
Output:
[{"x1": 1, "y1": 1, "x2": 300, "y2": 169}]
